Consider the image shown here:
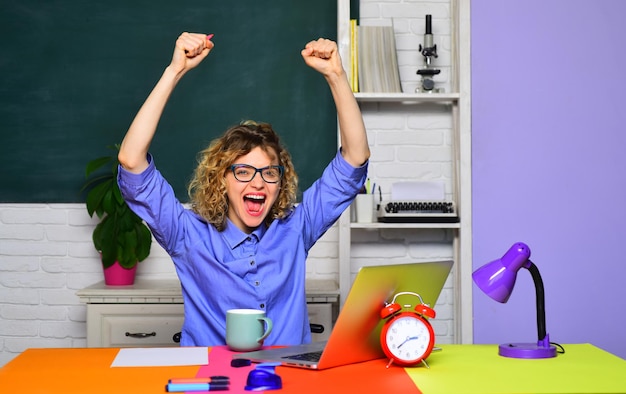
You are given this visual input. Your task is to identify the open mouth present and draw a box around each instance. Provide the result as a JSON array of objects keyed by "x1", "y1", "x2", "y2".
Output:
[{"x1": 244, "y1": 194, "x2": 266, "y2": 215}]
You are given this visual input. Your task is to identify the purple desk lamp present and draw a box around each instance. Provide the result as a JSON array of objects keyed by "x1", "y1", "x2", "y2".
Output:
[{"x1": 472, "y1": 242, "x2": 557, "y2": 359}]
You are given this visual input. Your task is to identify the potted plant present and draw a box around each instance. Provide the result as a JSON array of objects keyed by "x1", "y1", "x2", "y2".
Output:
[{"x1": 82, "y1": 144, "x2": 152, "y2": 285}]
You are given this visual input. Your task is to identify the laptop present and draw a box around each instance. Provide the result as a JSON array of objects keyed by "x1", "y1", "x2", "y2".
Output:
[{"x1": 232, "y1": 260, "x2": 453, "y2": 370}]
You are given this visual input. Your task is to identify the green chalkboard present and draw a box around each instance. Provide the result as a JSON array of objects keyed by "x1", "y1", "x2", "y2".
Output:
[{"x1": 0, "y1": 0, "x2": 337, "y2": 202}]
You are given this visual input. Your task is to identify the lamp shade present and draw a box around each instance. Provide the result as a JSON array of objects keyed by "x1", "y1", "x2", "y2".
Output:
[
  {"x1": 472, "y1": 242, "x2": 531, "y2": 303},
  {"x1": 472, "y1": 242, "x2": 557, "y2": 358}
]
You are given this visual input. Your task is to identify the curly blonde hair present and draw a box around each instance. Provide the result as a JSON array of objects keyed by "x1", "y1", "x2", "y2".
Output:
[{"x1": 187, "y1": 121, "x2": 298, "y2": 231}]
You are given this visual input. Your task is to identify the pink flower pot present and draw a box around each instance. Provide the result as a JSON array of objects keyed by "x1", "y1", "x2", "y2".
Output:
[{"x1": 103, "y1": 261, "x2": 137, "y2": 286}]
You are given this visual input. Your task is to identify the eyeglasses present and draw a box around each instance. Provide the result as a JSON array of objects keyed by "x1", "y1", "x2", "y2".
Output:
[{"x1": 230, "y1": 164, "x2": 284, "y2": 183}]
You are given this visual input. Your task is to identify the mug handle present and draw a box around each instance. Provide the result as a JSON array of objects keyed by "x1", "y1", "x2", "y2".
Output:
[{"x1": 256, "y1": 317, "x2": 273, "y2": 342}]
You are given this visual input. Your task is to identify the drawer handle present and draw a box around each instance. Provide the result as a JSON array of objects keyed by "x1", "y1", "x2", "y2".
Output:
[
  {"x1": 125, "y1": 331, "x2": 156, "y2": 339},
  {"x1": 173, "y1": 332, "x2": 182, "y2": 343}
]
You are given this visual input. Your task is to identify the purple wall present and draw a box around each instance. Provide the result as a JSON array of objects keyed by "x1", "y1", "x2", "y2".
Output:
[{"x1": 472, "y1": 0, "x2": 626, "y2": 359}]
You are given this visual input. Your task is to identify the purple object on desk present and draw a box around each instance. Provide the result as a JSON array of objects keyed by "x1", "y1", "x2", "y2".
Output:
[
  {"x1": 473, "y1": 242, "x2": 558, "y2": 359},
  {"x1": 245, "y1": 362, "x2": 282, "y2": 391}
]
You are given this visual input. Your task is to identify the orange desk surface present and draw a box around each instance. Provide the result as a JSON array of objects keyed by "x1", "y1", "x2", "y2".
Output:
[{"x1": 1, "y1": 344, "x2": 625, "y2": 394}]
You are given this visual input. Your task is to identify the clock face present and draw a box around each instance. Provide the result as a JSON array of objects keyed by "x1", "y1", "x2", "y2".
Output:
[{"x1": 383, "y1": 314, "x2": 433, "y2": 363}]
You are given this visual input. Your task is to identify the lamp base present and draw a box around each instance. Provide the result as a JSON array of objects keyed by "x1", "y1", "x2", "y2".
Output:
[{"x1": 498, "y1": 342, "x2": 557, "y2": 359}]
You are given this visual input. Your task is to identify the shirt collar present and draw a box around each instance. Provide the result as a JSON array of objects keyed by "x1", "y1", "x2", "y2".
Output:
[{"x1": 222, "y1": 218, "x2": 267, "y2": 249}]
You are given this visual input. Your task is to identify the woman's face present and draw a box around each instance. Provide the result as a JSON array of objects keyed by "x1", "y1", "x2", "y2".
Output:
[{"x1": 225, "y1": 146, "x2": 281, "y2": 234}]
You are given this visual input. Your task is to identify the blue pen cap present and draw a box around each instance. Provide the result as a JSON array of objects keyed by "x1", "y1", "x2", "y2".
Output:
[{"x1": 244, "y1": 362, "x2": 282, "y2": 391}]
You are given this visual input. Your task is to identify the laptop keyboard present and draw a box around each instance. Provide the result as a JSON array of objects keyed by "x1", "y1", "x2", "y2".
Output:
[{"x1": 282, "y1": 350, "x2": 323, "y2": 362}]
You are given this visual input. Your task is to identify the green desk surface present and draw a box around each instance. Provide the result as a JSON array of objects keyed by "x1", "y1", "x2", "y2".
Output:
[{"x1": 407, "y1": 344, "x2": 626, "y2": 393}]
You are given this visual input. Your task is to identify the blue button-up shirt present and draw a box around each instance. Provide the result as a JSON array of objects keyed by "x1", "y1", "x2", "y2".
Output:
[{"x1": 118, "y1": 150, "x2": 367, "y2": 347}]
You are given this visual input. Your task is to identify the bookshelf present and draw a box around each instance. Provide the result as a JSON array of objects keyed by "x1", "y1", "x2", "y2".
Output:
[{"x1": 335, "y1": 0, "x2": 472, "y2": 344}]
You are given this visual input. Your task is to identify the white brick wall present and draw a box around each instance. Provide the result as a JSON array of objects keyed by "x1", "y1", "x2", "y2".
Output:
[
  {"x1": 0, "y1": 0, "x2": 457, "y2": 367},
  {"x1": 0, "y1": 204, "x2": 176, "y2": 366}
]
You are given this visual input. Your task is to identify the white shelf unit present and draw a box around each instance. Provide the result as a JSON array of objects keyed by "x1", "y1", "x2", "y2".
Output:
[
  {"x1": 355, "y1": 92, "x2": 460, "y2": 102},
  {"x1": 335, "y1": 0, "x2": 472, "y2": 343}
]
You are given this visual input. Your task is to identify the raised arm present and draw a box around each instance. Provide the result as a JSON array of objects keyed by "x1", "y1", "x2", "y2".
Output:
[
  {"x1": 118, "y1": 33, "x2": 214, "y2": 173},
  {"x1": 301, "y1": 39, "x2": 370, "y2": 167}
]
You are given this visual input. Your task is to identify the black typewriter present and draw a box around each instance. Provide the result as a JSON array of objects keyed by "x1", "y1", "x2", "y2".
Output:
[{"x1": 377, "y1": 200, "x2": 459, "y2": 223}]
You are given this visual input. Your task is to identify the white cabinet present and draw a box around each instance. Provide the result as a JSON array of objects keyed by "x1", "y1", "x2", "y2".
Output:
[
  {"x1": 77, "y1": 279, "x2": 184, "y2": 348},
  {"x1": 335, "y1": 0, "x2": 472, "y2": 343},
  {"x1": 77, "y1": 278, "x2": 336, "y2": 347},
  {"x1": 86, "y1": 303, "x2": 185, "y2": 348}
]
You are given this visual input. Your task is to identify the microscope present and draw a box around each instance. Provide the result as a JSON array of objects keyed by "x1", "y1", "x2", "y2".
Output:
[{"x1": 416, "y1": 15, "x2": 442, "y2": 93}]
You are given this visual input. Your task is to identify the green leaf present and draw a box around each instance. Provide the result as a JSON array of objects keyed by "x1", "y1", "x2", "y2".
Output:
[
  {"x1": 94, "y1": 214, "x2": 117, "y2": 266},
  {"x1": 85, "y1": 156, "x2": 113, "y2": 178},
  {"x1": 85, "y1": 179, "x2": 114, "y2": 218},
  {"x1": 135, "y1": 223, "x2": 152, "y2": 261},
  {"x1": 118, "y1": 230, "x2": 138, "y2": 268},
  {"x1": 93, "y1": 220, "x2": 104, "y2": 252},
  {"x1": 116, "y1": 246, "x2": 127, "y2": 268},
  {"x1": 101, "y1": 187, "x2": 116, "y2": 216},
  {"x1": 100, "y1": 245, "x2": 117, "y2": 269},
  {"x1": 81, "y1": 173, "x2": 114, "y2": 193},
  {"x1": 112, "y1": 183, "x2": 125, "y2": 206}
]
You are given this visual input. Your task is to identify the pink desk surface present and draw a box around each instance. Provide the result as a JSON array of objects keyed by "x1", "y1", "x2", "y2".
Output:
[{"x1": 1, "y1": 344, "x2": 624, "y2": 394}]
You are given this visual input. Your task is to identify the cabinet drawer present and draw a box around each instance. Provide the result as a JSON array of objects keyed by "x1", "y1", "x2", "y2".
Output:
[
  {"x1": 307, "y1": 303, "x2": 333, "y2": 342},
  {"x1": 87, "y1": 304, "x2": 184, "y2": 348},
  {"x1": 86, "y1": 302, "x2": 334, "y2": 346}
]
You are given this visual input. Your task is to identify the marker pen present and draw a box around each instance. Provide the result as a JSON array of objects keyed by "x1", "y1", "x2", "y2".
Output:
[
  {"x1": 166, "y1": 382, "x2": 229, "y2": 392},
  {"x1": 168, "y1": 376, "x2": 229, "y2": 384}
]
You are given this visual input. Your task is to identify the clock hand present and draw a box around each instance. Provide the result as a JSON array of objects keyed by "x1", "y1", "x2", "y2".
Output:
[{"x1": 397, "y1": 336, "x2": 420, "y2": 349}]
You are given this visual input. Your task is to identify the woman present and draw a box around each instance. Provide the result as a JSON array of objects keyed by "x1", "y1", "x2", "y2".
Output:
[{"x1": 117, "y1": 32, "x2": 369, "y2": 346}]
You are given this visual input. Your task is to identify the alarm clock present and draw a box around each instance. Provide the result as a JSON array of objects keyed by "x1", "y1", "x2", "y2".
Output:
[{"x1": 380, "y1": 291, "x2": 436, "y2": 368}]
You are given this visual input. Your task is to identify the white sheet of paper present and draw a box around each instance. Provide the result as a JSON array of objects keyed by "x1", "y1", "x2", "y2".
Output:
[
  {"x1": 110, "y1": 347, "x2": 209, "y2": 367},
  {"x1": 391, "y1": 181, "x2": 445, "y2": 201}
]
